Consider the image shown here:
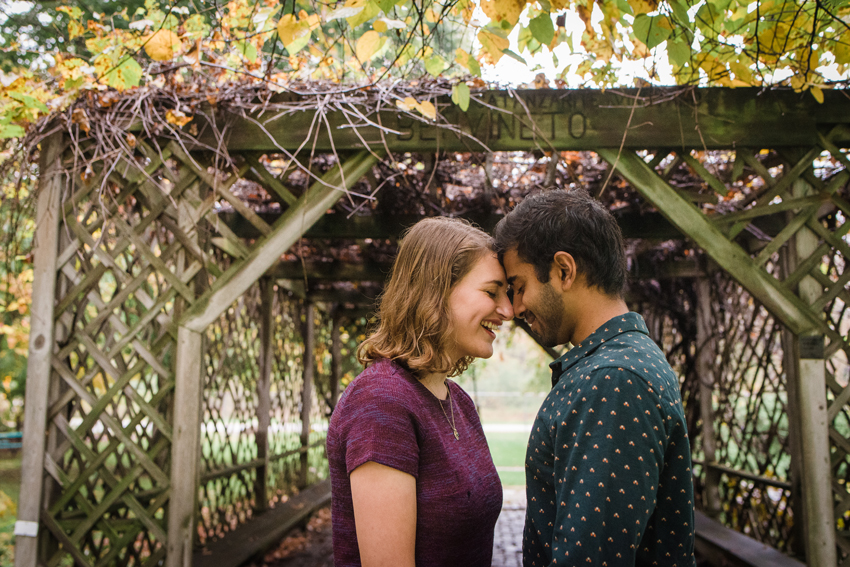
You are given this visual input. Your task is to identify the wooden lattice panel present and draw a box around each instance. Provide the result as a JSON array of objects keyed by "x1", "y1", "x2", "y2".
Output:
[
  {"x1": 40, "y1": 141, "x2": 316, "y2": 565},
  {"x1": 603, "y1": 127, "x2": 849, "y2": 560},
  {"x1": 196, "y1": 282, "x2": 335, "y2": 544},
  {"x1": 706, "y1": 271, "x2": 796, "y2": 552}
]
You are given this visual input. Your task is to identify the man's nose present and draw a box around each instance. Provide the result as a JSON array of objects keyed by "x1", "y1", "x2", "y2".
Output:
[
  {"x1": 497, "y1": 294, "x2": 514, "y2": 320},
  {"x1": 511, "y1": 296, "x2": 525, "y2": 320}
]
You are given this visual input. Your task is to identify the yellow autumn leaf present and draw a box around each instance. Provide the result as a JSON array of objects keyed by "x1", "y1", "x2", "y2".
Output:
[
  {"x1": 166, "y1": 109, "x2": 193, "y2": 127},
  {"x1": 729, "y1": 60, "x2": 754, "y2": 84},
  {"x1": 480, "y1": 0, "x2": 526, "y2": 26},
  {"x1": 373, "y1": 19, "x2": 387, "y2": 32},
  {"x1": 397, "y1": 96, "x2": 418, "y2": 111},
  {"x1": 810, "y1": 85, "x2": 824, "y2": 104},
  {"x1": 277, "y1": 14, "x2": 300, "y2": 46},
  {"x1": 478, "y1": 30, "x2": 510, "y2": 64},
  {"x1": 144, "y1": 29, "x2": 183, "y2": 61},
  {"x1": 355, "y1": 30, "x2": 382, "y2": 62},
  {"x1": 628, "y1": 0, "x2": 658, "y2": 15},
  {"x1": 416, "y1": 100, "x2": 436, "y2": 120}
]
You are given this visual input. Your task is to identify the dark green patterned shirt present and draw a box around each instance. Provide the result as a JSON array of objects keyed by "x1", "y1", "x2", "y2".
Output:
[{"x1": 523, "y1": 313, "x2": 696, "y2": 567}]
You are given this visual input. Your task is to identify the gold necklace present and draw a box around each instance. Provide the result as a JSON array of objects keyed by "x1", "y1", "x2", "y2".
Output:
[{"x1": 437, "y1": 382, "x2": 459, "y2": 440}]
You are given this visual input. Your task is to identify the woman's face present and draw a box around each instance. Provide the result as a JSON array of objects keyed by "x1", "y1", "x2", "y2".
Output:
[{"x1": 446, "y1": 252, "x2": 514, "y2": 362}]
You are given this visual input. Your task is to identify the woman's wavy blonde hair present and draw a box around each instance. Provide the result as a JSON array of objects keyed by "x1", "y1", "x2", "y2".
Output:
[{"x1": 357, "y1": 217, "x2": 494, "y2": 377}]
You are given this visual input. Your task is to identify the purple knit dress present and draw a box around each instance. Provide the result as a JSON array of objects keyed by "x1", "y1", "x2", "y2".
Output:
[{"x1": 327, "y1": 358, "x2": 502, "y2": 567}]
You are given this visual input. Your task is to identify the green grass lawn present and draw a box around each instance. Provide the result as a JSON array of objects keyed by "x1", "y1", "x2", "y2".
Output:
[
  {"x1": 0, "y1": 455, "x2": 20, "y2": 567},
  {"x1": 486, "y1": 431, "x2": 528, "y2": 487}
]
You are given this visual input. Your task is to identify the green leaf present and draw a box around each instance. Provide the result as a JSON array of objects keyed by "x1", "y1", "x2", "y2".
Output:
[
  {"x1": 633, "y1": 14, "x2": 671, "y2": 49},
  {"x1": 538, "y1": 0, "x2": 551, "y2": 11},
  {"x1": 56, "y1": 5, "x2": 84, "y2": 19},
  {"x1": 0, "y1": 124, "x2": 25, "y2": 139},
  {"x1": 467, "y1": 54, "x2": 481, "y2": 76},
  {"x1": 502, "y1": 49, "x2": 527, "y2": 64},
  {"x1": 237, "y1": 40, "x2": 258, "y2": 62},
  {"x1": 7, "y1": 92, "x2": 48, "y2": 113},
  {"x1": 347, "y1": 1, "x2": 379, "y2": 27},
  {"x1": 377, "y1": 0, "x2": 398, "y2": 15},
  {"x1": 529, "y1": 14, "x2": 555, "y2": 46},
  {"x1": 667, "y1": 0, "x2": 690, "y2": 24},
  {"x1": 452, "y1": 82, "x2": 470, "y2": 111},
  {"x1": 667, "y1": 37, "x2": 690, "y2": 66},
  {"x1": 695, "y1": 3, "x2": 721, "y2": 39},
  {"x1": 616, "y1": 0, "x2": 633, "y2": 16},
  {"x1": 425, "y1": 54, "x2": 447, "y2": 76},
  {"x1": 105, "y1": 56, "x2": 143, "y2": 90}
]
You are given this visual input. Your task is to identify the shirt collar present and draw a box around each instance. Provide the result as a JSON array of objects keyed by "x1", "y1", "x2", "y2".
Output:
[{"x1": 548, "y1": 312, "x2": 649, "y2": 386}]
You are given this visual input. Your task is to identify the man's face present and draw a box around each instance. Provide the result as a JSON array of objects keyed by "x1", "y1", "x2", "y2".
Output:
[{"x1": 503, "y1": 249, "x2": 567, "y2": 347}]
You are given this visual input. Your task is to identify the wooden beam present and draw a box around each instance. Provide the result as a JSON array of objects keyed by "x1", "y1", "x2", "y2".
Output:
[
  {"x1": 180, "y1": 150, "x2": 381, "y2": 332},
  {"x1": 306, "y1": 288, "x2": 381, "y2": 306},
  {"x1": 330, "y1": 305, "x2": 342, "y2": 411},
  {"x1": 218, "y1": 211, "x2": 683, "y2": 241},
  {"x1": 597, "y1": 149, "x2": 822, "y2": 336},
  {"x1": 696, "y1": 277, "x2": 721, "y2": 519},
  {"x1": 195, "y1": 88, "x2": 850, "y2": 153},
  {"x1": 16, "y1": 133, "x2": 64, "y2": 567},
  {"x1": 166, "y1": 326, "x2": 204, "y2": 567},
  {"x1": 269, "y1": 256, "x2": 701, "y2": 284},
  {"x1": 299, "y1": 302, "x2": 315, "y2": 489},
  {"x1": 255, "y1": 278, "x2": 274, "y2": 513},
  {"x1": 694, "y1": 510, "x2": 806, "y2": 567},
  {"x1": 271, "y1": 260, "x2": 391, "y2": 282}
]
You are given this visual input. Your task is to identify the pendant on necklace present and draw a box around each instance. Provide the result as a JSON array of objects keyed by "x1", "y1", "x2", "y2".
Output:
[{"x1": 453, "y1": 429, "x2": 459, "y2": 440}]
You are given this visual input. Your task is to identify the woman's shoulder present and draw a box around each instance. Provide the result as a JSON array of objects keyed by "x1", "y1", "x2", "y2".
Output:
[{"x1": 338, "y1": 359, "x2": 419, "y2": 408}]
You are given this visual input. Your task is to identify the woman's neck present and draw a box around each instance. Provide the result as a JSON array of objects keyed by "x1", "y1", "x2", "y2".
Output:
[{"x1": 419, "y1": 371, "x2": 449, "y2": 400}]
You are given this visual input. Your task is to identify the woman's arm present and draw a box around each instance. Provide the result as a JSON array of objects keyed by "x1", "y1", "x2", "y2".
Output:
[{"x1": 350, "y1": 461, "x2": 417, "y2": 567}]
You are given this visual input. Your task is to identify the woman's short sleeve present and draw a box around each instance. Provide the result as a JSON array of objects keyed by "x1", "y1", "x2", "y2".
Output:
[{"x1": 334, "y1": 378, "x2": 420, "y2": 478}]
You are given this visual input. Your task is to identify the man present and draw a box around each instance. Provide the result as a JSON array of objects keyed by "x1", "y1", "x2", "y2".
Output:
[{"x1": 494, "y1": 189, "x2": 696, "y2": 567}]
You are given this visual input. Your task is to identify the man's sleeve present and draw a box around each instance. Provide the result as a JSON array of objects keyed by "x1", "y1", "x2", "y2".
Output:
[{"x1": 547, "y1": 369, "x2": 666, "y2": 565}]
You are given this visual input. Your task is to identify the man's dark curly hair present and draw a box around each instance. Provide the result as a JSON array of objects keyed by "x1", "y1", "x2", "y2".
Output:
[{"x1": 493, "y1": 188, "x2": 627, "y2": 297}]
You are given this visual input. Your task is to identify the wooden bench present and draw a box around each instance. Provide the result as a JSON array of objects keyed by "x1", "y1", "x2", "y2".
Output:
[
  {"x1": 0, "y1": 431, "x2": 22, "y2": 450},
  {"x1": 193, "y1": 479, "x2": 331, "y2": 567},
  {"x1": 695, "y1": 510, "x2": 805, "y2": 567}
]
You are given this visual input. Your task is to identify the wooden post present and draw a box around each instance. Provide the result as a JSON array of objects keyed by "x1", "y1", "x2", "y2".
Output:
[
  {"x1": 330, "y1": 304, "x2": 342, "y2": 411},
  {"x1": 255, "y1": 278, "x2": 274, "y2": 512},
  {"x1": 695, "y1": 277, "x2": 722, "y2": 518},
  {"x1": 779, "y1": 247, "x2": 808, "y2": 557},
  {"x1": 787, "y1": 179, "x2": 836, "y2": 566},
  {"x1": 166, "y1": 326, "x2": 204, "y2": 567},
  {"x1": 15, "y1": 133, "x2": 64, "y2": 567},
  {"x1": 300, "y1": 302, "x2": 315, "y2": 489}
]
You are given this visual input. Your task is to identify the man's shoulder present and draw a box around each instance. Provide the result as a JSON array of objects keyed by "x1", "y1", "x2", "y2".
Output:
[{"x1": 554, "y1": 342, "x2": 681, "y2": 409}]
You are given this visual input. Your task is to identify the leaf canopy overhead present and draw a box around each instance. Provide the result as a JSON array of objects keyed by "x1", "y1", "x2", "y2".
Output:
[{"x1": 0, "y1": 0, "x2": 848, "y2": 136}]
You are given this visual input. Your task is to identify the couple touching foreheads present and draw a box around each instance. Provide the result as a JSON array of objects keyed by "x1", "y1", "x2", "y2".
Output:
[{"x1": 327, "y1": 189, "x2": 697, "y2": 567}]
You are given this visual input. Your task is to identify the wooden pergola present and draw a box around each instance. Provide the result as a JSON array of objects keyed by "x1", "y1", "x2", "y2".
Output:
[{"x1": 16, "y1": 87, "x2": 850, "y2": 567}]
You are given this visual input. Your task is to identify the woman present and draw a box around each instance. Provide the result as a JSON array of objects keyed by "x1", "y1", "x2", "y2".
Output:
[{"x1": 327, "y1": 217, "x2": 513, "y2": 567}]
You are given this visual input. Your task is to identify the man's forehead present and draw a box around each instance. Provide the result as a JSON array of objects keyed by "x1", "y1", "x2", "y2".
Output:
[{"x1": 503, "y1": 249, "x2": 532, "y2": 279}]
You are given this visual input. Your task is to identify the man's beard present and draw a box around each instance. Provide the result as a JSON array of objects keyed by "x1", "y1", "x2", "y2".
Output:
[{"x1": 527, "y1": 282, "x2": 565, "y2": 348}]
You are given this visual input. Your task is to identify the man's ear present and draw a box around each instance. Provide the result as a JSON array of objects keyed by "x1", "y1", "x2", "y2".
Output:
[{"x1": 551, "y1": 251, "x2": 577, "y2": 291}]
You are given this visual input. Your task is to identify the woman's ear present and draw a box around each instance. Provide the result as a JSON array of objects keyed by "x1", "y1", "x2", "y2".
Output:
[{"x1": 551, "y1": 251, "x2": 577, "y2": 291}]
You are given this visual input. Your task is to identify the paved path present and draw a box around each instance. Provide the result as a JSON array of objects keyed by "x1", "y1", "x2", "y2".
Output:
[
  {"x1": 260, "y1": 488, "x2": 526, "y2": 567},
  {"x1": 492, "y1": 488, "x2": 526, "y2": 567}
]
